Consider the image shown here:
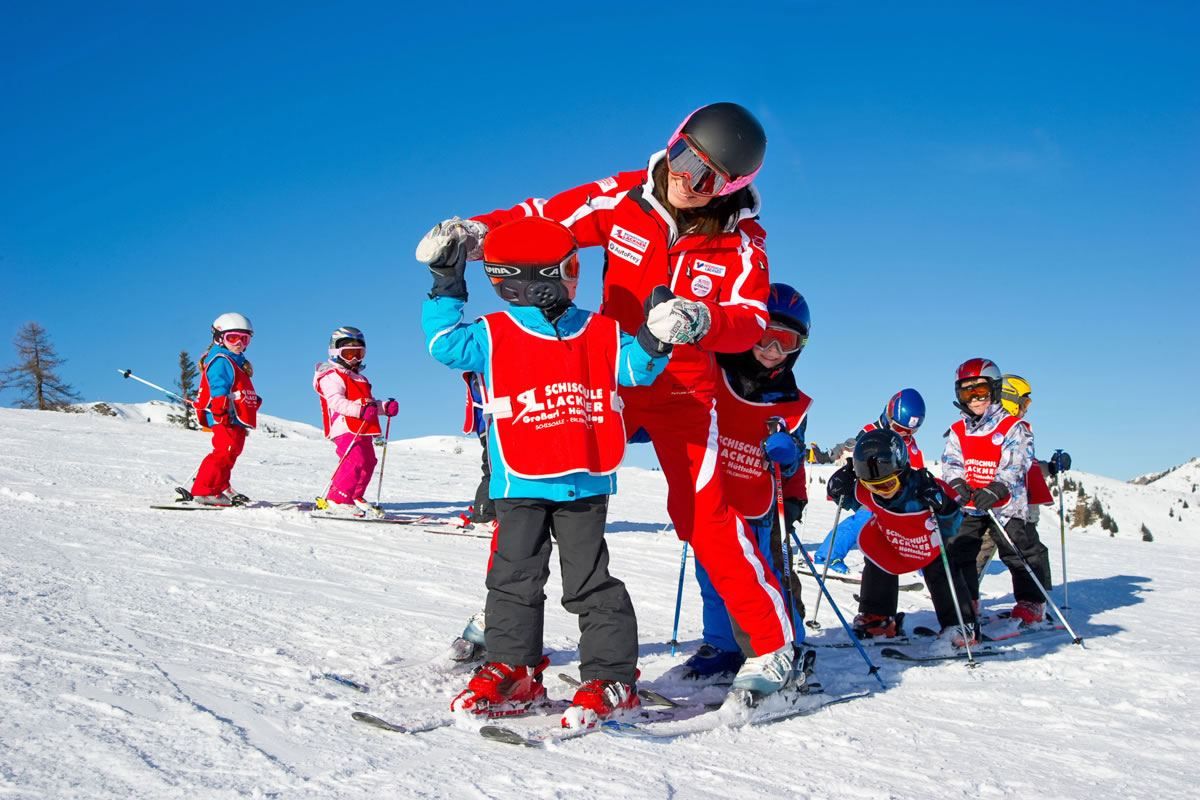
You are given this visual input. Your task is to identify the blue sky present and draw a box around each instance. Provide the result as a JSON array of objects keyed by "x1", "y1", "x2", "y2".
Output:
[{"x1": 2, "y1": 2, "x2": 1197, "y2": 479}]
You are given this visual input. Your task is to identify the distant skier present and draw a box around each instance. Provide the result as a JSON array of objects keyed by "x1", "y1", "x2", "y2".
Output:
[
  {"x1": 814, "y1": 388, "x2": 927, "y2": 574},
  {"x1": 313, "y1": 326, "x2": 398, "y2": 518},
  {"x1": 421, "y1": 217, "x2": 673, "y2": 729},
  {"x1": 975, "y1": 373, "x2": 1068, "y2": 582},
  {"x1": 676, "y1": 283, "x2": 812, "y2": 682},
  {"x1": 187, "y1": 313, "x2": 261, "y2": 506},
  {"x1": 943, "y1": 359, "x2": 1052, "y2": 626},
  {"x1": 825, "y1": 429, "x2": 973, "y2": 643}
]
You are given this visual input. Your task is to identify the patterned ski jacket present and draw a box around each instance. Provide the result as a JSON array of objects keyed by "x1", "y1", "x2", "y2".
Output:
[{"x1": 941, "y1": 402, "x2": 1035, "y2": 524}]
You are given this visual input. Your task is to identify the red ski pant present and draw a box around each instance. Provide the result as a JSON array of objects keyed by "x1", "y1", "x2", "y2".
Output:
[
  {"x1": 191, "y1": 424, "x2": 246, "y2": 496},
  {"x1": 623, "y1": 384, "x2": 792, "y2": 656}
]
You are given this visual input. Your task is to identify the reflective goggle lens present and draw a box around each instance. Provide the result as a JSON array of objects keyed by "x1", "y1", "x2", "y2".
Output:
[
  {"x1": 889, "y1": 420, "x2": 914, "y2": 436},
  {"x1": 754, "y1": 325, "x2": 806, "y2": 354},
  {"x1": 223, "y1": 332, "x2": 251, "y2": 346},
  {"x1": 666, "y1": 136, "x2": 730, "y2": 197},
  {"x1": 956, "y1": 383, "x2": 992, "y2": 403},
  {"x1": 862, "y1": 473, "x2": 902, "y2": 495},
  {"x1": 337, "y1": 346, "x2": 365, "y2": 362}
]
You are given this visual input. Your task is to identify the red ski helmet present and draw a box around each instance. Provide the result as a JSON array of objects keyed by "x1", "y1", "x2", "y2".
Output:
[
  {"x1": 481, "y1": 218, "x2": 580, "y2": 310},
  {"x1": 954, "y1": 357, "x2": 1002, "y2": 407}
]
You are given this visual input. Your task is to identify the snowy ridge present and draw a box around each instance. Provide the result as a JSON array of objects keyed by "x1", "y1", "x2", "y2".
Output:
[{"x1": 1, "y1": 407, "x2": 1197, "y2": 799}]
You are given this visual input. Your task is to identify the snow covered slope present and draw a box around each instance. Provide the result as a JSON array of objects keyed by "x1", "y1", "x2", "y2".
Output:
[{"x1": 1, "y1": 407, "x2": 1196, "y2": 799}]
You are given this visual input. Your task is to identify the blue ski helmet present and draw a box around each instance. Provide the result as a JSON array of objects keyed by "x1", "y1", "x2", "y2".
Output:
[
  {"x1": 767, "y1": 283, "x2": 811, "y2": 341},
  {"x1": 882, "y1": 388, "x2": 925, "y2": 433}
]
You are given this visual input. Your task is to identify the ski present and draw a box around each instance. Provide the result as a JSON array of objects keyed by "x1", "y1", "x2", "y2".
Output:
[
  {"x1": 350, "y1": 711, "x2": 450, "y2": 734},
  {"x1": 311, "y1": 513, "x2": 431, "y2": 525},
  {"x1": 323, "y1": 673, "x2": 369, "y2": 693},
  {"x1": 879, "y1": 646, "x2": 1008, "y2": 663},
  {"x1": 421, "y1": 526, "x2": 494, "y2": 540},
  {"x1": 819, "y1": 573, "x2": 923, "y2": 592},
  {"x1": 479, "y1": 705, "x2": 678, "y2": 748}
]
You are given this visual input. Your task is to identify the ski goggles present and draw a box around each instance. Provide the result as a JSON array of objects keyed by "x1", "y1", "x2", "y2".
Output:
[
  {"x1": 956, "y1": 382, "x2": 993, "y2": 404},
  {"x1": 889, "y1": 420, "x2": 916, "y2": 436},
  {"x1": 754, "y1": 324, "x2": 807, "y2": 355},
  {"x1": 333, "y1": 345, "x2": 366, "y2": 362},
  {"x1": 666, "y1": 136, "x2": 738, "y2": 197},
  {"x1": 862, "y1": 472, "x2": 902, "y2": 496},
  {"x1": 222, "y1": 332, "x2": 252, "y2": 347},
  {"x1": 483, "y1": 250, "x2": 580, "y2": 284}
]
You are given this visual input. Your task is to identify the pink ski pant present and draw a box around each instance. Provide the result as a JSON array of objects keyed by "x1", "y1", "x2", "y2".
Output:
[{"x1": 328, "y1": 432, "x2": 378, "y2": 503}]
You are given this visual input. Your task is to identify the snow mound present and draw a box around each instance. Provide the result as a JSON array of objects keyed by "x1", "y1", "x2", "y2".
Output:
[{"x1": 74, "y1": 400, "x2": 325, "y2": 440}]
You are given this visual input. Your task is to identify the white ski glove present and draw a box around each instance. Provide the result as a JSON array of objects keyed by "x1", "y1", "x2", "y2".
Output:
[
  {"x1": 414, "y1": 217, "x2": 488, "y2": 267},
  {"x1": 646, "y1": 298, "x2": 712, "y2": 345}
]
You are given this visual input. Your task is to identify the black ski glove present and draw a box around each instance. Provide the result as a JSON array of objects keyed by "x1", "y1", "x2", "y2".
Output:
[
  {"x1": 636, "y1": 285, "x2": 676, "y2": 356},
  {"x1": 972, "y1": 481, "x2": 1010, "y2": 512},
  {"x1": 428, "y1": 241, "x2": 468, "y2": 300},
  {"x1": 1047, "y1": 450, "x2": 1072, "y2": 476},
  {"x1": 917, "y1": 475, "x2": 959, "y2": 517},
  {"x1": 784, "y1": 497, "x2": 807, "y2": 532},
  {"x1": 947, "y1": 478, "x2": 973, "y2": 506},
  {"x1": 826, "y1": 463, "x2": 857, "y2": 509}
]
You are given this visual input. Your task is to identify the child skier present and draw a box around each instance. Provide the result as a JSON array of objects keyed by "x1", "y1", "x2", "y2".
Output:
[
  {"x1": 421, "y1": 216, "x2": 676, "y2": 729},
  {"x1": 976, "y1": 374, "x2": 1068, "y2": 584},
  {"x1": 187, "y1": 313, "x2": 261, "y2": 506},
  {"x1": 943, "y1": 358, "x2": 1052, "y2": 626},
  {"x1": 677, "y1": 283, "x2": 812, "y2": 682},
  {"x1": 826, "y1": 429, "x2": 973, "y2": 643},
  {"x1": 814, "y1": 388, "x2": 926, "y2": 575},
  {"x1": 313, "y1": 326, "x2": 398, "y2": 517}
]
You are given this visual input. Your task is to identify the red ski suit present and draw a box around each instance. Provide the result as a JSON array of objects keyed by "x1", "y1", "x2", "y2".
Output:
[{"x1": 472, "y1": 152, "x2": 790, "y2": 654}]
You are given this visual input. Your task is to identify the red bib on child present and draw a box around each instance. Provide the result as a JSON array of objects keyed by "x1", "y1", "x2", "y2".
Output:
[{"x1": 856, "y1": 481, "x2": 943, "y2": 575}]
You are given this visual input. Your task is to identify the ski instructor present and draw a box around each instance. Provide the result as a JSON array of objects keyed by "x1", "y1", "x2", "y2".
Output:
[{"x1": 415, "y1": 102, "x2": 797, "y2": 695}]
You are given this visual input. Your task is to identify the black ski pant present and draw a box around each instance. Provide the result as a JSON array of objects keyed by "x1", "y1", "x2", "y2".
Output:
[
  {"x1": 857, "y1": 557, "x2": 977, "y2": 630},
  {"x1": 949, "y1": 514, "x2": 1051, "y2": 605},
  {"x1": 470, "y1": 432, "x2": 495, "y2": 523},
  {"x1": 485, "y1": 495, "x2": 638, "y2": 683}
]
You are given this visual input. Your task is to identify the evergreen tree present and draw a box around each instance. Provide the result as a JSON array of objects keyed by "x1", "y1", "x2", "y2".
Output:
[
  {"x1": 1072, "y1": 497, "x2": 1093, "y2": 528},
  {"x1": 0, "y1": 322, "x2": 81, "y2": 410},
  {"x1": 167, "y1": 351, "x2": 200, "y2": 430},
  {"x1": 1140, "y1": 523, "x2": 1153, "y2": 542}
]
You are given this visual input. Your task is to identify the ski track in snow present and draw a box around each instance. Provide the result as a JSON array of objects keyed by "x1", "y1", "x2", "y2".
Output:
[{"x1": 0, "y1": 407, "x2": 1197, "y2": 798}]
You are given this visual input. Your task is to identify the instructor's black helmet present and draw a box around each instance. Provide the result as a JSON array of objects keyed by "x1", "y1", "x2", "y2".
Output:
[
  {"x1": 672, "y1": 102, "x2": 767, "y2": 191},
  {"x1": 852, "y1": 428, "x2": 910, "y2": 482}
]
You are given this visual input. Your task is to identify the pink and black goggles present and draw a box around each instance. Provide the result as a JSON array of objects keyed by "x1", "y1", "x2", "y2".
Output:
[
  {"x1": 222, "y1": 331, "x2": 252, "y2": 346},
  {"x1": 665, "y1": 135, "x2": 760, "y2": 198}
]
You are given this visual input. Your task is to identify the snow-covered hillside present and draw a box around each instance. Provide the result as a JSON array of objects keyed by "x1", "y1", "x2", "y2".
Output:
[{"x1": 1, "y1": 407, "x2": 1197, "y2": 799}]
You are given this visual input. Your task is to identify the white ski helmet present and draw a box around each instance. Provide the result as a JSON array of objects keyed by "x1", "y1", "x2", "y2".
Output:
[
  {"x1": 212, "y1": 312, "x2": 253, "y2": 342},
  {"x1": 328, "y1": 325, "x2": 366, "y2": 369}
]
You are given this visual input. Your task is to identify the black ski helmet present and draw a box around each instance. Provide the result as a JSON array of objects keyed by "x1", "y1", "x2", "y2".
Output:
[
  {"x1": 674, "y1": 102, "x2": 767, "y2": 186},
  {"x1": 852, "y1": 428, "x2": 910, "y2": 482}
]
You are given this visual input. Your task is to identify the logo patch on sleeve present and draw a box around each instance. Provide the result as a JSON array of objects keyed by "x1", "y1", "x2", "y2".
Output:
[
  {"x1": 607, "y1": 239, "x2": 644, "y2": 266},
  {"x1": 693, "y1": 259, "x2": 726, "y2": 277},
  {"x1": 611, "y1": 225, "x2": 650, "y2": 253},
  {"x1": 690, "y1": 275, "x2": 713, "y2": 297},
  {"x1": 595, "y1": 177, "x2": 618, "y2": 192}
]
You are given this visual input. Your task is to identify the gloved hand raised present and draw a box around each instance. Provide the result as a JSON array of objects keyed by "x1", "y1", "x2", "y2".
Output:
[
  {"x1": 826, "y1": 463, "x2": 857, "y2": 509},
  {"x1": 379, "y1": 398, "x2": 399, "y2": 417},
  {"x1": 972, "y1": 481, "x2": 1010, "y2": 512},
  {"x1": 646, "y1": 294, "x2": 711, "y2": 345},
  {"x1": 415, "y1": 217, "x2": 488, "y2": 268}
]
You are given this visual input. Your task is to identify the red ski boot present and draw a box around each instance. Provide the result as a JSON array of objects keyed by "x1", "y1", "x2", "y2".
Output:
[
  {"x1": 450, "y1": 655, "x2": 549, "y2": 718},
  {"x1": 1010, "y1": 600, "x2": 1045, "y2": 626},
  {"x1": 560, "y1": 677, "x2": 640, "y2": 730}
]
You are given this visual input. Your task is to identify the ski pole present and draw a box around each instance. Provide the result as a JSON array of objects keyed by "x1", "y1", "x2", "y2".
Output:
[
  {"x1": 771, "y1": 463, "x2": 800, "y2": 639},
  {"x1": 1055, "y1": 451, "x2": 1070, "y2": 609},
  {"x1": 985, "y1": 510, "x2": 1084, "y2": 646},
  {"x1": 806, "y1": 504, "x2": 845, "y2": 630},
  {"x1": 930, "y1": 506, "x2": 977, "y2": 668},
  {"x1": 793, "y1": 517, "x2": 886, "y2": 688},
  {"x1": 976, "y1": 536, "x2": 998, "y2": 591},
  {"x1": 374, "y1": 415, "x2": 392, "y2": 506},
  {"x1": 669, "y1": 542, "x2": 689, "y2": 656},
  {"x1": 116, "y1": 368, "x2": 188, "y2": 403}
]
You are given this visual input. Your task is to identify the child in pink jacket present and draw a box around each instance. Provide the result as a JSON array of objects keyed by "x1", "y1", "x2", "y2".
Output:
[{"x1": 313, "y1": 326, "x2": 397, "y2": 516}]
